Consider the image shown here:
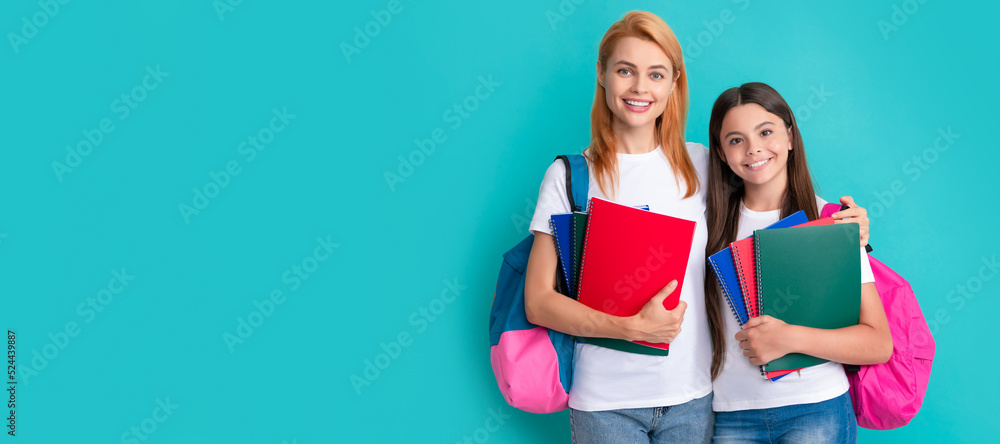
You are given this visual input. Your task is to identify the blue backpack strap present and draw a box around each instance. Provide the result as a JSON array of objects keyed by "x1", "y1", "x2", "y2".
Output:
[{"x1": 555, "y1": 154, "x2": 589, "y2": 212}]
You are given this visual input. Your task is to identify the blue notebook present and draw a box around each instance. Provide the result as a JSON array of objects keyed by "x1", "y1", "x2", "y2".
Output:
[
  {"x1": 706, "y1": 210, "x2": 808, "y2": 381},
  {"x1": 551, "y1": 205, "x2": 649, "y2": 299},
  {"x1": 549, "y1": 213, "x2": 575, "y2": 297},
  {"x1": 708, "y1": 248, "x2": 748, "y2": 325}
]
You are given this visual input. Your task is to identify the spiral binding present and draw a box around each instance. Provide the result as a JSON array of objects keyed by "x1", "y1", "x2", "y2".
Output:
[
  {"x1": 576, "y1": 200, "x2": 594, "y2": 299},
  {"x1": 731, "y1": 240, "x2": 766, "y2": 378},
  {"x1": 708, "y1": 259, "x2": 745, "y2": 326},
  {"x1": 752, "y1": 232, "x2": 772, "y2": 377},
  {"x1": 570, "y1": 214, "x2": 579, "y2": 289},
  {"x1": 754, "y1": 233, "x2": 763, "y2": 318},
  {"x1": 550, "y1": 218, "x2": 573, "y2": 295},
  {"x1": 730, "y1": 242, "x2": 754, "y2": 318}
]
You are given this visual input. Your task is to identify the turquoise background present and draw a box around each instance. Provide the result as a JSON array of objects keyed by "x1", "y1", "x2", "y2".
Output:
[{"x1": 1, "y1": 0, "x2": 996, "y2": 442}]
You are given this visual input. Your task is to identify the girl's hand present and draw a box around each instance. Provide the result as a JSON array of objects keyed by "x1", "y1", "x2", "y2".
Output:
[
  {"x1": 735, "y1": 315, "x2": 796, "y2": 366},
  {"x1": 626, "y1": 280, "x2": 686, "y2": 344},
  {"x1": 831, "y1": 195, "x2": 870, "y2": 247}
]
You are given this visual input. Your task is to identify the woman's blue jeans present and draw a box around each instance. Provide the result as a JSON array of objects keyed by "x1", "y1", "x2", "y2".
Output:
[{"x1": 570, "y1": 393, "x2": 714, "y2": 444}]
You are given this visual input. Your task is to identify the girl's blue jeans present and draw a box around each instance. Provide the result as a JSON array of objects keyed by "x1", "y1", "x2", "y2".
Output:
[{"x1": 712, "y1": 391, "x2": 857, "y2": 443}]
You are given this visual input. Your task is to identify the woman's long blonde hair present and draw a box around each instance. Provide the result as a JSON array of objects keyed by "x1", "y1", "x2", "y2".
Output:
[{"x1": 588, "y1": 11, "x2": 698, "y2": 199}]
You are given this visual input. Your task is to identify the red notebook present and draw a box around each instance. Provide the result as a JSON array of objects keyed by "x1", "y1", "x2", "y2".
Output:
[
  {"x1": 576, "y1": 197, "x2": 697, "y2": 350},
  {"x1": 730, "y1": 216, "x2": 836, "y2": 379},
  {"x1": 730, "y1": 237, "x2": 759, "y2": 318}
]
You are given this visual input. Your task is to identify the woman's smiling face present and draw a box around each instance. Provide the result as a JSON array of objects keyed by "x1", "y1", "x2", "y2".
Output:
[
  {"x1": 718, "y1": 103, "x2": 793, "y2": 188},
  {"x1": 598, "y1": 36, "x2": 677, "y2": 133}
]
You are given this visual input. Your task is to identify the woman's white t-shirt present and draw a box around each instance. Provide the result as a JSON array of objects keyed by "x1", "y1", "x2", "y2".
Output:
[
  {"x1": 529, "y1": 143, "x2": 712, "y2": 412},
  {"x1": 711, "y1": 197, "x2": 876, "y2": 412}
]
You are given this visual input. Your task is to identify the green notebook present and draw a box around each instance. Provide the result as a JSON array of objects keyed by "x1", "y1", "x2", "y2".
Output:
[
  {"x1": 571, "y1": 211, "x2": 588, "y2": 288},
  {"x1": 755, "y1": 223, "x2": 861, "y2": 372}
]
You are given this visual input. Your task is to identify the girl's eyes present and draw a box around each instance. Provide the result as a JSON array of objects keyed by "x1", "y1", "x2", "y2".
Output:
[{"x1": 728, "y1": 130, "x2": 772, "y2": 144}]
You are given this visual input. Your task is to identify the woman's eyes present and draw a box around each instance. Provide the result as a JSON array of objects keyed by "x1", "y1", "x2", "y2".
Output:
[{"x1": 616, "y1": 69, "x2": 666, "y2": 80}]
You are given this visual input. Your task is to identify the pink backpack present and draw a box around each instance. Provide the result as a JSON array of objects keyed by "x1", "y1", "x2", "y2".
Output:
[
  {"x1": 488, "y1": 155, "x2": 588, "y2": 413},
  {"x1": 821, "y1": 203, "x2": 935, "y2": 430}
]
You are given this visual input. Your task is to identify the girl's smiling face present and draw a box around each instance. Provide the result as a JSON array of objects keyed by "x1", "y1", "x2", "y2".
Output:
[
  {"x1": 718, "y1": 103, "x2": 793, "y2": 188},
  {"x1": 597, "y1": 36, "x2": 677, "y2": 134}
]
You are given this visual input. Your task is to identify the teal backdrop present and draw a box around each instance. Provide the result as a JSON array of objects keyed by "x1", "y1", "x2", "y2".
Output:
[{"x1": 1, "y1": 0, "x2": 996, "y2": 442}]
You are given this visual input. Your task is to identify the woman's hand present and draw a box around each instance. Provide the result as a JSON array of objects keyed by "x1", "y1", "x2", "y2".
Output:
[
  {"x1": 832, "y1": 195, "x2": 870, "y2": 247},
  {"x1": 625, "y1": 280, "x2": 686, "y2": 344},
  {"x1": 735, "y1": 315, "x2": 796, "y2": 366}
]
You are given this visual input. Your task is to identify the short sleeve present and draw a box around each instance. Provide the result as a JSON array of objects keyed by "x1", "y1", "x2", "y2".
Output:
[
  {"x1": 816, "y1": 195, "x2": 872, "y2": 283},
  {"x1": 815, "y1": 195, "x2": 828, "y2": 210},
  {"x1": 528, "y1": 160, "x2": 572, "y2": 236},
  {"x1": 860, "y1": 247, "x2": 875, "y2": 284},
  {"x1": 686, "y1": 142, "x2": 709, "y2": 180}
]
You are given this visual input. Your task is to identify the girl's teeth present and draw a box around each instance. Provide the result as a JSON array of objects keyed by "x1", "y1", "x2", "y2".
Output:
[{"x1": 748, "y1": 159, "x2": 768, "y2": 168}]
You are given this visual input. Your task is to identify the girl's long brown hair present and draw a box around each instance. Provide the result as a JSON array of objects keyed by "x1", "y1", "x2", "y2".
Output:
[
  {"x1": 704, "y1": 82, "x2": 819, "y2": 380},
  {"x1": 588, "y1": 11, "x2": 698, "y2": 199}
]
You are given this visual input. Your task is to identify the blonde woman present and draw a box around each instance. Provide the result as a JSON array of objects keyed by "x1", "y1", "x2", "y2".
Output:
[{"x1": 524, "y1": 12, "x2": 712, "y2": 442}]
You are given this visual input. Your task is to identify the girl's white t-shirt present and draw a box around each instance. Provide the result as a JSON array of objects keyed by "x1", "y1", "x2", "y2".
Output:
[
  {"x1": 529, "y1": 143, "x2": 712, "y2": 412},
  {"x1": 711, "y1": 197, "x2": 876, "y2": 412}
]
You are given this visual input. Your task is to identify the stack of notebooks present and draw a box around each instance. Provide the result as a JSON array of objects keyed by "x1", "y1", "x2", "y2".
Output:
[
  {"x1": 707, "y1": 211, "x2": 861, "y2": 380},
  {"x1": 549, "y1": 197, "x2": 696, "y2": 356}
]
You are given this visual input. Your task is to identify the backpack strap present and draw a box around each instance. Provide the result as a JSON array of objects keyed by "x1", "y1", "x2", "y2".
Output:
[
  {"x1": 821, "y1": 202, "x2": 873, "y2": 253},
  {"x1": 550, "y1": 155, "x2": 589, "y2": 299},
  {"x1": 556, "y1": 154, "x2": 589, "y2": 212}
]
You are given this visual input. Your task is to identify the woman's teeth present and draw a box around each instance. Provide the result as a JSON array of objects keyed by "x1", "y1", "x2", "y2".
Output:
[{"x1": 625, "y1": 99, "x2": 650, "y2": 107}]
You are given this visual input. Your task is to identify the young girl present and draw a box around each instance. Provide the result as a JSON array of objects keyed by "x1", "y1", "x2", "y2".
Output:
[
  {"x1": 522, "y1": 13, "x2": 869, "y2": 444},
  {"x1": 704, "y1": 82, "x2": 891, "y2": 443}
]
